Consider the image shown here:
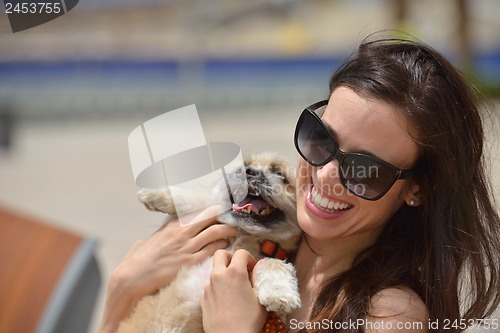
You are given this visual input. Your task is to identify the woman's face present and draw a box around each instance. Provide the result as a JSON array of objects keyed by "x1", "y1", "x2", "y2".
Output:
[{"x1": 296, "y1": 87, "x2": 419, "y2": 243}]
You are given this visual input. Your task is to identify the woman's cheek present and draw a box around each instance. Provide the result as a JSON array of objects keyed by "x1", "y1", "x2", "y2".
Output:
[{"x1": 296, "y1": 159, "x2": 312, "y2": 194}]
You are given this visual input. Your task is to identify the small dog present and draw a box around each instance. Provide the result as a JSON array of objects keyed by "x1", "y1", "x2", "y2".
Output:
[{"x1": 117, "y1": 153, "x2": 302, "y2": 333}]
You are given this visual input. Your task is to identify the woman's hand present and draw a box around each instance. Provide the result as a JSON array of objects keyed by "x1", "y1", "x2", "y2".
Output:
[
  {"x1": 112, "y1": 206, "x2": 237, "y2": 297},
  {"x1": 98, "y1": 206, "x2": 237, "y2": 333},
  {"x1": 201, "y1": 249, "x2": 267, "y2": 333}
]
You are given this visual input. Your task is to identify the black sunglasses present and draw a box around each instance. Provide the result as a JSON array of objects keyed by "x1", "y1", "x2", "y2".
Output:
[{"x1": 294, "y1": 100, "x2": 420, "y2": 201}]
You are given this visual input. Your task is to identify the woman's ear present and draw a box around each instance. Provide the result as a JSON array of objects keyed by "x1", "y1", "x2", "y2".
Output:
[{"x1": 404, "y1": 181, "x2": 422, "y2": 207}]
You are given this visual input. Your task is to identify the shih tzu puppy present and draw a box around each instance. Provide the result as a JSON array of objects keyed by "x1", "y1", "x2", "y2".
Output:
[{"x1": 117, "y1": 153, "x2": 302, "y2": 333}]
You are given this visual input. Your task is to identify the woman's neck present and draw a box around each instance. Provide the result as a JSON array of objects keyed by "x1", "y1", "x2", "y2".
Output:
[
  {"x1": 295, "y1": 230, "x2": 378, "y2": 281},
  {"x1": 287, "y1": 230, "x2": 379, "y2": 329}
]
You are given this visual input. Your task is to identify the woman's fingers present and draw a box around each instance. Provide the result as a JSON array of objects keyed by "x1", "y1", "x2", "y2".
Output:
[
  {"x1": 202, "y1": 249, "x2": 266, "y2": 333},
  {"x1": 210, "y1": 249, "x2": 257, "y2": 285},
  {"x1": 154, "y1": 205, "x2": 221, "y2": 236},
  {"x1": 173, "y1": 206, "x2": 238, "y2": 254},
  {"x1": 189, "y1": 224, "x2": 237, "y2": 252},
  {"x1": 209, "y1": 249, "x2": 256, "y2": 284},
  {"x1": 156, "y1": 206, "x2": 238, "y2": 267},
  {"x1": 230, "y1": 249, "x2": 258, "y2": 273},
  {"x1": 155, "y1": 206, "x2": 237, "y2": 248},
  {"x1": 212, "y1": 249, "x2": 232, "y2": 271},
  {"x1": 191, "y1": 239, "x2": 230, "y2": 262},
  {"x1": 180, "y1": 205, "x2": 224, "y2": 233}
]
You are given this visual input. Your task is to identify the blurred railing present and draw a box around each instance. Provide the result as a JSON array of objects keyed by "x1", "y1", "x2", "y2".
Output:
[{"x1": 0, "y1": 58, "x2": 339, "y2": 122}]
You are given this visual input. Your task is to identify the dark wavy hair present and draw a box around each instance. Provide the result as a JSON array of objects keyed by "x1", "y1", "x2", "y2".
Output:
[{"x1": 305, "y1": 36, "x2": 500, "y2": 332}]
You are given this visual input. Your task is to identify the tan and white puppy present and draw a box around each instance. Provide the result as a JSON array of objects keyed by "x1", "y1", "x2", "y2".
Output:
[{"x1": 117, "y1": 153, "x2": 302, "y2": 333}]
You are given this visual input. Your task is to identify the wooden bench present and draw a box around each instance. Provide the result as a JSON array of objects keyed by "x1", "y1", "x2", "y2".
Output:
[{"x1": 0, "y1": 206, "x2": 100, "y2": 333}]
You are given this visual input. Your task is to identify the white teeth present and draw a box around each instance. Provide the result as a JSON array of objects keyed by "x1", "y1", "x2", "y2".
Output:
[
  {"x1": 313, "y1": 193, "x2": 321, "y2": 206},
  {"x1": 320, "y1": 198, "x2": 329, "y2": 208},
  {"x1": 310, "y1": 186, "x2": 352, "y2": 213}
]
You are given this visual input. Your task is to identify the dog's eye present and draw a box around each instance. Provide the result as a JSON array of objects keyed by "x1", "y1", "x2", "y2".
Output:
[
  {"x1": 278, "y1": 173, "x2": 289, "y2": 184},
  {"x1": 270, "y1": 165, "x2": 289, "y2": 184}
]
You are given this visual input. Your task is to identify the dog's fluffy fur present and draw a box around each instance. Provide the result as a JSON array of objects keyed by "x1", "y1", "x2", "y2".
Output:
[{"x1": 117, "y1": 153, "x2": 302, "y2": 333}]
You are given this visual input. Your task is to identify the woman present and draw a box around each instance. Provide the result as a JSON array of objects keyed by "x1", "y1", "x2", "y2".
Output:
[{"x1": 99, "y1": 37, "x2": 500, "y2": 333}]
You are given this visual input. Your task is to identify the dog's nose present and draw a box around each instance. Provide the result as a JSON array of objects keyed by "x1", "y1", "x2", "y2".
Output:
[{"x1": 246, "y1": 166, "x2": 262, "y2": 177}]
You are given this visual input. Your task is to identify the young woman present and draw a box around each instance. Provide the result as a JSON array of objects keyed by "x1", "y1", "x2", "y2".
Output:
[{"x1": 99, "y1": 37, "x2": 500, "y2": 333}]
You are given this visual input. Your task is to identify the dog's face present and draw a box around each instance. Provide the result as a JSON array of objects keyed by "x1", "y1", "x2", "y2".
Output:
[
  {"x1": 137, "y1": 152, "x2": 300, "y2": 241},
  {"x1": 218, "y1": 153, "x2": 300, "y2": 240}
]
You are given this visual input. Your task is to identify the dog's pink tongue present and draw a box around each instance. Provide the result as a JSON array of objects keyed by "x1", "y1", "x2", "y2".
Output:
[{"x1": 235, "y1": 197, "x2": 269, "y2": 214}]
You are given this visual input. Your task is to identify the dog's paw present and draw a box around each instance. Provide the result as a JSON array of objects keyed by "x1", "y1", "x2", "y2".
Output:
[
  {"x1": 253, "y1": 258, "x2": 301, "y2": 316},
  {"x1": 137, "y1": 188, "x2": 176, "y2": 215}
]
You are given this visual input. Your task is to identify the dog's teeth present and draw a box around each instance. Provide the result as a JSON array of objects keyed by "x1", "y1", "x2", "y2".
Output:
[{"x1": 259, "y1": 207, "x2": 271, "y2": 216}]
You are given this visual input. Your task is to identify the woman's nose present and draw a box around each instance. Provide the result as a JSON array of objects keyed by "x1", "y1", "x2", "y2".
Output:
[
  {"x1": 315, "y1": 159, "x2": 345, "y2": 194},
  {"x1": 316, "y1": 158, "x2": 340, "y2": 179}
]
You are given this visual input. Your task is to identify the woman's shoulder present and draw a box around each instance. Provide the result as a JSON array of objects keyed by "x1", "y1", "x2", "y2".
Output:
[{"x1": 366, "y1": 286, "x2": 428, "y2": 332}]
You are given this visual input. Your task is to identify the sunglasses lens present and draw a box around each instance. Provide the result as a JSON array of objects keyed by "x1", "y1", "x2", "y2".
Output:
[
  {"x1": 341, "y1": 155, "x2": 398, "y2": 199},
  {"x1": 296, "y1": 112, "x2": 335, "y2": 166}
]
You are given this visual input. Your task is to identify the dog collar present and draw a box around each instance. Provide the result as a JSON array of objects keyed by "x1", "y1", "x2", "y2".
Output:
[
  {"x1": 260, "y1": 311, "x2": 287, "y2": 333},
  {"x1": 260, "y1": 240, "x2": 287, "y2": 260}
]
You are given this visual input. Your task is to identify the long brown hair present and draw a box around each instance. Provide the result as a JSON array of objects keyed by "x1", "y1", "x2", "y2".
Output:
[{"x1": 306, "y1": 36, "x2": 500, "y2": 332}]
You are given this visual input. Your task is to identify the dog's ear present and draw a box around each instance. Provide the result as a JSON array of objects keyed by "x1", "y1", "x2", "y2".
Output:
[{"x1": 137, "y1": 188, "x2": 177, "y2": 215}]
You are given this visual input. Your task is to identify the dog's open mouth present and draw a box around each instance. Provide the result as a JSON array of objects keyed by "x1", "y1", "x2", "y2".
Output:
[{"x1": 231, "y1": 193, "x2": 283, "y2": 223}]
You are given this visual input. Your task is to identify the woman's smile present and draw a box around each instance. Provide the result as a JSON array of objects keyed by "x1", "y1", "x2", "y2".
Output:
[{"x1": 305, "y1": 183, "x2": 354, "y2": 219}]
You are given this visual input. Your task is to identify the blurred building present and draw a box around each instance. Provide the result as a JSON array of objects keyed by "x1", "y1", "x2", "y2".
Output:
[{"x1": 0, "y1": 0, "x2": 499, "y2": 123}]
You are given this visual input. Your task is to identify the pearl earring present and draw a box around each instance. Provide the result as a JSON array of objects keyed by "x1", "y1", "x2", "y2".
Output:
[{"x1": 409, "y1": 200, "x2": 416, "y2": 206}]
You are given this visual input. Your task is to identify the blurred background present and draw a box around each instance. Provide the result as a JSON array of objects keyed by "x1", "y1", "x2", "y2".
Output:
[{"x1": 0, "y1": 0, "x2": 499, "y2": 332}]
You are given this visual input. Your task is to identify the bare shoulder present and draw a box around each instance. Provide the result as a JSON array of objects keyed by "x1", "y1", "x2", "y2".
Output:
[{"x1": 366, "y1": 287, "x2": 428, "y2": 332}]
